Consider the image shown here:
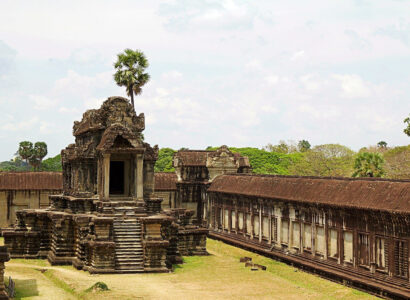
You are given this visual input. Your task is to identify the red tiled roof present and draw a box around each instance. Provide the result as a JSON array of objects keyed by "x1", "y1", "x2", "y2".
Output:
[
  {"x1": 155, "y1": 172, "x2": 177, "y2": 190},
  {"x1": 208, "y1": 174, "x2": 410, "y2": 213},
  {"x1": 0, "y1": 172, "x2": 63, "y2": 190}
]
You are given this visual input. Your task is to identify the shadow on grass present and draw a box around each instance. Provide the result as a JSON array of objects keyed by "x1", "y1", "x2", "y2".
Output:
[{"x1": 11, "y1": 278, "x2": 39, "y2": 299}]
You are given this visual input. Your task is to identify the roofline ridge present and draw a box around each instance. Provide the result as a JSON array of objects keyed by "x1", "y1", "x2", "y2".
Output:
[{"x1": 217, "y1": 173, "x2": 410, "y2": 183}]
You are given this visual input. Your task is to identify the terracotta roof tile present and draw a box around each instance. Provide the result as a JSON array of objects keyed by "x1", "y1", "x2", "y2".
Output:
[
  {"x1": 208, "y1": 174, "x2": 410, "y2": 213},
  {"x1": 155, "y1": 172, "x2": 177, "y2": 190},
  {"x1": 0, "y1": 172, "x2": 63, "y2": 190}
]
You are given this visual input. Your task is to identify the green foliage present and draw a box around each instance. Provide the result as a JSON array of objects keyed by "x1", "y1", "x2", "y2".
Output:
[
  {"x1": 263, "y1": 140, "x2": 297, "y2": 154},
  {"x1": 289, "y1": 144, "x2": 355, "y2": 177},
  {"x1": 18, "y1": 141, "x2": 33, "y2": 164},
  {"x1": 404, "y1": 115, "x2": 410, "y2": 137},
  {"x1": 85, "y1": 282, "x2": 109, "y2": 293},
  {"x1": 298, "y1": 140, "x2": 311, "y2": 152},
  {"x1": 113, "y1": 48, "x2": 150, "y2": 108},
  {"x1": 154, "y1": 148, "x2": 176, "y2": 172},
  {"x1": 16, "y1": 141, "x2": 48, "y2": 171},
  {"x1": 41, "y1": 154, "x2": 62, "y2": 171},
  {"x1": 0, "y1": 153, "x2": 62, "y2": 172},
  {"x1": 0, "y1": 158, "x2": 28, "y2": 171},
  {"x1": 377, "y1": 141, "x2": 387, "y2": 149},
  {"x1": 383, "y1": 145, "x2": 410, "y2": 179},
  {"x1": 352, "y1": 152, "x2": 385, "y2": 178},
  {"x1": 207, "y1": 146, "x2": 302, "y2": 175}
]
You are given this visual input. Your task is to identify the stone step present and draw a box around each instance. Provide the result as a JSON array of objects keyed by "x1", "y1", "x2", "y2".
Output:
[
  {"x1": 114, "y1": 227, "x2": 141, "y2": 230},
  {"x1": 114, "y1": 237, "x2": 141, "y2": 240},
  {"x1": 114, "y1": 243, "x2": 142, "y2": 246},
  {"x1": 114, "y1": 232, "x2": 141, "y2": 235},
  {"x1": 114, "y1": 242, "x2": 142, "y2": 245},
  {"x1": 115, "y1": 256, "x2": 143, "y2": 260},
  {"x1": 116, "y1": 262, "x2": 144, "y2": 266}
]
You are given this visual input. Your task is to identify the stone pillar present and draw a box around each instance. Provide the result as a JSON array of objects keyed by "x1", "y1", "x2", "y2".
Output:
[
  {"x1": 268, "y1": 205, "x2": 272, "y2": 245},
  {"x1": 136, "y1": 154, "x2": 144, "y2": 200},
  {"x1": 324, "y1": 212, "x2": 328, "y2": 260},
  {"x1": 103, "y1": 154, "x2": 110, "y2": 199},
  {"x1": 259, "y1": 201, "x2": 262, "y2": 243},
  {"x1": 276, "y1": 206, "x2": 282, "y2": 247},
  {"x1": 0, "y1": 246, "x2": 10, "y2": 300}
]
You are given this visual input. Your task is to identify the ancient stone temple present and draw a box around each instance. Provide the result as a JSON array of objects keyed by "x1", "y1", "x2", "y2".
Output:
[
  {"x1": 3, "y1": 97, "x2": 207, "y2": 273},
  {"x1": 173, "y1": 146, "x2": 251, "y2": 224}
]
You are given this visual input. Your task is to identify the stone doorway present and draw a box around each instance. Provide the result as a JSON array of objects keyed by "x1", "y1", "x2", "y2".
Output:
[{"x1": 110, "y1": 161, "x2": 125, "y2": 195}]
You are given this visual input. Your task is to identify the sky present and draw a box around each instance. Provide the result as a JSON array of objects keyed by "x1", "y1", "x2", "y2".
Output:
[{"x1": 0, "y1": 0, "x2": 410, "y2": 161}]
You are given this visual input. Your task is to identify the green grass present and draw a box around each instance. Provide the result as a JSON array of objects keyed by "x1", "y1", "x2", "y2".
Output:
[
  {"x1": 4, "y1": 238, "x2": 375, "y2": 299},
  {"x1": 42, "y1": 269, "x2": 81, "y2": 298}
]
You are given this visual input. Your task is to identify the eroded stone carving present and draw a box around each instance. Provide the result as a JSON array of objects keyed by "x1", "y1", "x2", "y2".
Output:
[{"x1": 3, "y1": 96, "x2": 207, "y2": 273}]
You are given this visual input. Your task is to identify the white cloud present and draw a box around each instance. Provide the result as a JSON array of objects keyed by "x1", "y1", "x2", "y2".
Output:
[
  {"x1": 30, "y1": 95, "x2": 56, "y2": 110},
  {"x1": 332, "y1": 74, "x2": 371, "y2": 98},
  {"x1": 161, "y1": 71, "x2": 183, "y2": 80},
  {"x1": 1, "y1": 1, "x2": 410, "y2": 159},
  {"x1": 290, "y1": 50, "x2": 305, "y2": 61},
  {"x1": 265, "y1": 75, "x2": 279, "y2": 85},
  {"x1": 1, "y1": 117, "x2": 39, "y2": 131}
]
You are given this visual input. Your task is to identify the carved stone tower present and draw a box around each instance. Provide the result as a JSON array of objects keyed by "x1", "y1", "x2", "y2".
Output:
[{"x1": 62, "y1": 96, "x2": 157, "y2": 204}]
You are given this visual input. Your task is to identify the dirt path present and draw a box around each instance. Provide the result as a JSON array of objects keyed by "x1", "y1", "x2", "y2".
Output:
[{"x1": 4, "y1": 239, "x2": 375, "y2": 300}]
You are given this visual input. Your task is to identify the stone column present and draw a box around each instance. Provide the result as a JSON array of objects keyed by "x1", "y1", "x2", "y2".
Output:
[
  {"x1": 103, "y1": 153, "x2": 110, "y2": 199},
  {"x1": 259, "y1": 201, "x2": 262, "y2": 243},
  {"x1": 136, "y1": 154, "x2": 144, "y2": 200},
  {"x1": 276, "y1": 206, "x2": 282, "y2": 247},
  {"x1": 268, "y1": 205, "x2": 272, "y2": 245}
]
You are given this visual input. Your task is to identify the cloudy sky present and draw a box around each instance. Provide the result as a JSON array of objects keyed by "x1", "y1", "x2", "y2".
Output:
[{"x1": 0, "y1": 0, "x2": 410, "y2": 160}]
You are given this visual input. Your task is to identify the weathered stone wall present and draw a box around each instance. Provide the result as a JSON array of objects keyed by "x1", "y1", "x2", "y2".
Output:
[
  {"x1": 0, "y1": 190, "x2": 61, "y2": 228},
  {"x1": 155, "y1": 191, "x2": 176, "y2": 210}
]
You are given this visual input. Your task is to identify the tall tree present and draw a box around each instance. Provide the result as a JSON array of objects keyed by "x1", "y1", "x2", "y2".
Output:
[
  {"x1": 289, "y1": 144, "x2": 354, "y2": 177},
  {"x1": 18, "y1": 141, "x2": 33, "y2": 167},
  {"x1": 404, "y1": 114, "x2": 410, "y2": 137},
  {"x1": 383, "y1": 145, "x2": 410, "y2": 179},
  {"x1": 33, "y1": 142, "x2": 48, "y2": 170},
  {"x1": 298, "y1": 140, "x2": 311, "y2": 152},
  {"x1": 113, "y1": 49, "x2": 150, "y2": 109},
  {"x1": 352, "y1": 152, "x2": 385, "y2": 178},
  {"x1": 377, "y1": 141, "x2": 387, "y2": 149}
]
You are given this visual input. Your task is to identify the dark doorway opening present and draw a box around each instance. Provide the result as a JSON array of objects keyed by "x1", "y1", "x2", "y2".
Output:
[{"x1": 110, "y1": 161, "x2": 124, "y2": 195}]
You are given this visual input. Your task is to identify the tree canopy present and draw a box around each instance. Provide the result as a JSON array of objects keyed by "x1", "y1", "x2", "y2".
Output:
[
  {"x1": 377, "y1": 141, "x2": 387, "y2": 149},
  {"x1": 404, "y1": 115, "x2": 410, "y2": 137},
  {"x1": 113, "y1": 49, "x2": 150, "y2": 109},
  {"x1": 16, "y1": 141, "x2": 48, "y2": 171},
  {"x1": 298, "y1": 140, "x2": 311, "y2": 152},
  {"x1": 289, "y1": 144, "x2": 355, "y2": 177},
  {"x1": 352, "y1": 152, "x2": 385, "y2": 178}
]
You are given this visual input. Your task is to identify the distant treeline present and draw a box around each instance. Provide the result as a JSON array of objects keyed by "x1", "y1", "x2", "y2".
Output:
[
  {"x1": 1, "y1": 143, "x2": 409, "y2": 179},
  {"x1": 0, "y1": 154, "x2": 62, "y2": 172},
  {"x1": 154, "y1": 143, "x2": 410, "y2": 179}
]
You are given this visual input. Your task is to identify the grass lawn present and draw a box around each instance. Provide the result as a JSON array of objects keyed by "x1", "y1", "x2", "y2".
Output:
[{"x1": 3, "y1": 238, "x2": 375, "y2": 300}]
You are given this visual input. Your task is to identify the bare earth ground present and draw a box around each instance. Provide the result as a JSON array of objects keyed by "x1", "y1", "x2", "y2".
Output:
[{"x1": 1, "y1": 238, "x2": 375, "y2": 300}]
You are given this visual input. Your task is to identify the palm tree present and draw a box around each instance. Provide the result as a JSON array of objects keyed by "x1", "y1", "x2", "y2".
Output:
[
  {"x1": 352, "y1": 152, "x2": 385, "y2": 178},
  {"x1": 113, "y1": 49, "x2": 150, "y2": 109},
  {"x1": 18, "y1": 141, "x2": 33, "y2": 169}
]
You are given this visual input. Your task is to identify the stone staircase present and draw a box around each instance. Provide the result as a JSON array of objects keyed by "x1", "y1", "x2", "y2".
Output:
[
  {"x1": 95, "y1": 197, "x2": 146, "y2": 217},
  {"x1": 113, "y1": 218, "x2": 144, "y2": 272}
]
